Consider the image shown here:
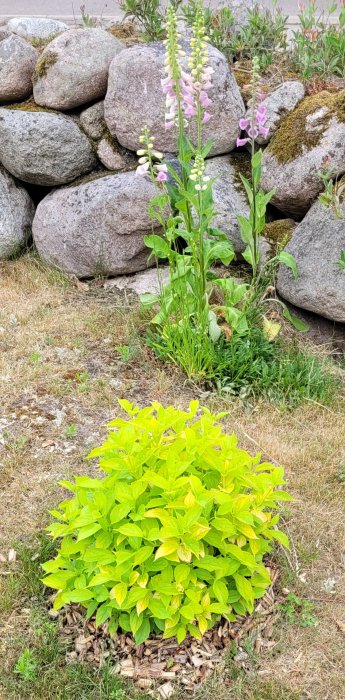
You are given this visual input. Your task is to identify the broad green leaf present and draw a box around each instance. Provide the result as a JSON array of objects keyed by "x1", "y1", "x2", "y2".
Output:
[
  {"x1": 112, "y1": 582, "x2": 128, "y2": 606},
  {"x1": 233, "y1": 574, "x2": 254, "y2": 606},
  {"x1": 149, "y1": 598, "x2": 171, "y2": 619},
  {"x1": 135, "y1": 617, "x2": 151, "y2": 645},
  {"x1": 278, "y1": 251, "x2": 298, "y2": 280},
  {"x1": 41, "y1": 571, "x2": 76, "y2": 590},
  {"x1": 155, "y1": 540, "x2": 179, "y2": 560},
  {"x1": 282, "y1": 307, "x2": 309, "y2": 332},
  {"x1": 69, "y1": 588, "x2": 94, "y2": 603},
  {"x1": 95, "y1": 603, "x2": 111, "y2": 627},
  {"x1": 116, "y1": 523, "x2": 143, "y2": 538}
]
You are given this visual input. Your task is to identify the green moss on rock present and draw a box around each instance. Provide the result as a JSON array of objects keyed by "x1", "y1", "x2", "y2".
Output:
[
  {"x1": 263, "y1": 219, "x2": 296, "y2": 247},
  {"x1": 2, "y1": 97, "x2": 57, "y2": 113},
  {"x1": 32, "y1": 51, "x2": 58, "y2": 83},
  {"x1": 267, "y1": 89, "x2": 345, "y2": 164}
]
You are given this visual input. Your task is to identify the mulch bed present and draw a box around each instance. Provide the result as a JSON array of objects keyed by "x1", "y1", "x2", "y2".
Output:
[{"x1": 55, "y1": 565, "x2": 280, "y2": 697}]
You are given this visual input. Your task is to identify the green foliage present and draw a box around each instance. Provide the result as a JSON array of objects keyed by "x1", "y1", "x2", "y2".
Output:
[
  {"x1": 279, "y1": 593, "x2": 317, "y2": 627},
  {"x1": 119, "y1": 0, "x2": 166, "y2": 39},
  {"x1": 181, "y1": 0, "x2": 235, "y2": 58},
  {"x1": 43, "y1": 401, "x2": 291, "y2": 644},
  {"x1": 79, "y1": 4, "x2": 98, "y2": 27},
  {"x1": 14, "y1": 649, "x2": 37, "y2": 681},
  {"x1": 213, "y1": 330, "x2": 338, "y2": 406},
  {"x1": 229, "y1": 1, "x2": 287, "y2": 69},
  {"x1": 292, "y1": 1, "x2": 345, "y2": 79},
  {"x1": 64, "y1": 424, "x2": 78, "y2": 439},
  {"x1": 338, "y1": 250, "x2": 345, "y2": 270}
]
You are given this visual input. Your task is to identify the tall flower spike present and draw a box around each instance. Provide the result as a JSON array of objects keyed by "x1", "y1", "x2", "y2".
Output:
[
  {"x1": 187, "y1": 1, "x2": 213, "y2": 134},
  {"x1": 236, "y1": 56, "x2": 269, "y2": 148},
  {"x1": 162, "y1": 6, "x2": 184, "y2": 130}
]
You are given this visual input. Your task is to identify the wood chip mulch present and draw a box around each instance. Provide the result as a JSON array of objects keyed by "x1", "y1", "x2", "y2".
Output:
[{"x1": 54, "y1": 565, "x2": 280, "y2": 696}]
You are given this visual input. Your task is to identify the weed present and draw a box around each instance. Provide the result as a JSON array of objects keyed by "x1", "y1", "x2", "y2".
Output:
[
  {"x1": 119, "y1": 0, "x2": 165, "y2": 40},
  {"x1": 338, "y1": 250, "x2": 345, "y2": 270},
  {"x1": 64, "y1": 423, "x2": 78, "y2": 439},
  {"x1": 279, "y1": 593, "x2": 317, "y2": 627},
  {"x1": 14, "y1": 649, "x2": 37, "y2": 682},
  {"x1": 229, "y1": 1, "x2": 287, "y2": 69},
  {"x1": 292, "y1": 1, "x2": 345, "y2": 79},
  {"x1": 76, "y1": 370, "x2": 89, "y2": 392},
  {"x1": 30, "y1": 351, "x2": 42, "y2": 365},
  {"x1": 214, "y1": 330, "x2": 338, "y2": 407}
]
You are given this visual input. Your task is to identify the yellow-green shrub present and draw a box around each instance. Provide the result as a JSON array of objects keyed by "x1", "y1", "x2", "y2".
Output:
[{"x1": 42, "y1": 401, "x2": 290, "y2": 644}]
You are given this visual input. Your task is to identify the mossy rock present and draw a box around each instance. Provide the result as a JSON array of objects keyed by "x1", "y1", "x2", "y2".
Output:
[
  {"x1": 263, "y1": 219, "x2": 296, "y2": 247},
  {"x1": 2, "y1": 97, "x2": 57, "y2": 113},
  {"x1": 267, "y1": 89, "x2": 345, "y2": 164},
  {"x1": 261, "y1": 88, "x2": 345, "y2": 217},
  {"x1": 32, "y1": 51, "x2": 58, "y2": 83}
]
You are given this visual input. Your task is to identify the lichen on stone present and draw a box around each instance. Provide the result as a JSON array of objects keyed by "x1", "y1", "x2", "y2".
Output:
[
  {"x1": 267, "y1": 89, "x2": 345, "y2": 164},
  {"x1": 32, "y1": 51, "x2": 58, "y2": 83}
]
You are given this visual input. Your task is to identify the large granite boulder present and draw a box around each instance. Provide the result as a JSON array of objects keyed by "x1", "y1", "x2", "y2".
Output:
[
  {"x1": 245, "y1": 81, "x2": 305, "y2": 145},
  {"x1": 277, "y1": 199, "x2": 345, "y2": 322},
  {"x1": 104, "y1": 41, "x2": 244, "y2": 155},
  {"x1": 261, "y1": 91, "x2": 345, "y2": 218},
  {"x1": 0, "y1": 108, "x2": 97, "y2": 186},
  {"x1": 33, "y1": 28, "x2": 124, "y2": 110},
  {"x1": 203, "y1": 154, "x2": 250, "y2": 252},
  {"x1": 7, "y1": 17, "x2": 68, "y2": 41},
  {"x1": 0, "y1": 35, "x2": 38, "y2": 102},
  {"x1": 32, "y1": 171, "x2": 164, "y2": 278},
  {"x1": 0, "y1": 167, "x2": 35, "y2": 258}
]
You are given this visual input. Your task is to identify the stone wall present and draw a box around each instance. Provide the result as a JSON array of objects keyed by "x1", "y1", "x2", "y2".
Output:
[{"x1": 0, "y1": 16, "x2": 345, "y2": 322}]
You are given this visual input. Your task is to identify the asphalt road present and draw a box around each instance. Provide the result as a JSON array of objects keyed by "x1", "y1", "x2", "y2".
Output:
[{"x1": 0, "y1": 0, "x2": 336, "y2": 19}]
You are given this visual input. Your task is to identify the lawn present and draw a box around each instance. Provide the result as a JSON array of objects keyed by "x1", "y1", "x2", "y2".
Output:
[{"x1": 0, "y1": 255, "x2": 344, "y2": 700}]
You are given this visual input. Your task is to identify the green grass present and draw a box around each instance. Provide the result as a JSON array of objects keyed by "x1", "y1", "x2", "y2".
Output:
[
  {"x1": 213, "y1": 329, "x2": 339, "y2": 407},
  {"x1": 148, "y1": 326, "x2": 339, "y2": 407}
]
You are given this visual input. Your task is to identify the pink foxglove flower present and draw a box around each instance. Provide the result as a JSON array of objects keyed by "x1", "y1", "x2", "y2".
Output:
[
  {"x1": 236, "y1": 68, "x2": 269, "y2": 148},
  {"x1": 156, "y1": 170, "x2": 168, "y2": 182}
]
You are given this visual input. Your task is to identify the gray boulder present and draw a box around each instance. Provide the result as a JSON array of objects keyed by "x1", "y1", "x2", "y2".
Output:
[
  {"x1": 32, "y1": 171, "x2": 164, "y2": 278},
  {"x1": 0, "y1": 35, "x2": 38, "y2": 102},
  {"x1": 7, "y1": 17, "x2": 68, "y2": 40},
  {"x1": 246, "y1": 81, "x2": 305, "y2": 145},
  {"x1": 261, "y1": 91, "x2": 345, "y2": 218},
  {"x1": 33, "y1": 28, "x2": 124, "y2": 110},
  {"x1": 0, "y1": 167, "x2": 35, "y2": 258},
  {"x1": 277, "y1": 199, "x2": 345, "y2": 322},
  {"x1": 203, "y1": 154, "x2": 250, "y2": 252},
  {"x1": 104, "y1": 41, "x2": 244, "y2": 155},
  {"x1": 96, "y1": 138, "x2": 131, "y2": 171},
  {"x1": 80, "y1": 100, "x2": 105, "y2": 140},
  {"x1": 0, "y1": 108, "x2": 97, "y2": 186}
]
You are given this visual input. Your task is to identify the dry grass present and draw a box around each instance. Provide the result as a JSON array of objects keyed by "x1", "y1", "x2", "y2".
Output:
[{"x1": 0, "y1": 255, "x2": 345, "y2": 700}]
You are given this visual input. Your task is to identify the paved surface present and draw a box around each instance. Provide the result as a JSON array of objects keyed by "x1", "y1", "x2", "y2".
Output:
[{"x1": 0, "y1": 0, "x2": 336, "y2": 20}]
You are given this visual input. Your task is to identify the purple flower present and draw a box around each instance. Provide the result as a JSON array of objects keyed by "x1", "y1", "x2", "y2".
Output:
[
  {"x1": 202, "y1": 112, "x2": 211, "y2": 123},
  {"x1": 156, "y1": 170, "x2": 168, "y2": 182},
  {"x1": 236, "y1": 137, "x2": 249, "y2": 147},
  {"x1": 258, "y1": 125, "x2": 269, "y2": 139},
  {"x1": 184, "y1": 105, "x2": 196, "y2": 117},
  {"x1": 239, "y1": 118, "x2": 250, "y2": 130},
  {"x1": 136, "y1": 162, "x2": 150, "y2": 176}
]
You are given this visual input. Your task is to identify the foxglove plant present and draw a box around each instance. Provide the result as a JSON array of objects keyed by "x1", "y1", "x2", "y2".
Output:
[
  {"x1": 235, "y1": 57, "x2": 305, "y2": 333},
  {"x1": 236, "y1": 57, "x2": 274, "y2": 283},
  {"x1": 135, "y1": 0, "x2": 235, "y2": 378}
]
